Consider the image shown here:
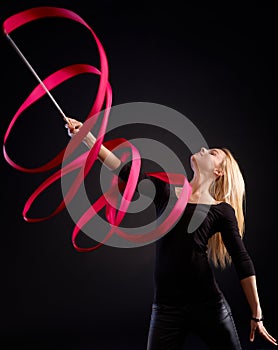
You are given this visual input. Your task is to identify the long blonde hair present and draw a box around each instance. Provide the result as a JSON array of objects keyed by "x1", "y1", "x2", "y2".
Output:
[{"x1": 208, "y1": 148, "x2": 246, "y2": 268}]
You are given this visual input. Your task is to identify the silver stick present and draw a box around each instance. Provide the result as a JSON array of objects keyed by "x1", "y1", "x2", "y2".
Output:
[{"x1": 5, "y1": 33, "x2": 69, "y2": 123}]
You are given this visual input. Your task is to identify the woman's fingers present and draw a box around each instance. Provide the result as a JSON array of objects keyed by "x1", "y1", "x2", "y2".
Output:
[
  {"x1": 251, "y1": 322, "x2": 278, "y2": 346},
  {"x1": 66, "y1": 118, "x2": 82, "y2": 134},
  {"x1": 65, "y1": 117, "x2": 83, "y2": 136}
]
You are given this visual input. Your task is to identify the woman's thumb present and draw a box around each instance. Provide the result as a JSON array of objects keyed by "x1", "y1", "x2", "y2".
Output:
[{"x1": 250, "y1": 329, "x2": 255, "y2": 342}]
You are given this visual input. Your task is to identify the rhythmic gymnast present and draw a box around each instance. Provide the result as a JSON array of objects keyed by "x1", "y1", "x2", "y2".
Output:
[
  {"x1": 65, "y1": 117, "x2": 277, "y2": 350},
  {"x1": 3, "y1": 6, "x2": 277, "y2": 350}
]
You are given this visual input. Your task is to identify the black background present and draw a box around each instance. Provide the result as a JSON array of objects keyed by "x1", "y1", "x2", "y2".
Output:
[{"x1": 0, "y1": 1, "x2": 277, "y2": 349}]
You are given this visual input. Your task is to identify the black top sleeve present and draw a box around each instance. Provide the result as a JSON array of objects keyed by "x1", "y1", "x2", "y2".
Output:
[
  {"x1": 217, "y1": 203, "x2": 256, "y2": 280},
  {"x1": 111, "y1": 160, "x2": 174, "y2": 217}
]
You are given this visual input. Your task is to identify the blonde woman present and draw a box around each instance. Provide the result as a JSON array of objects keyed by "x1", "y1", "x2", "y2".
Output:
[{"x1": 66, "y1": 118, "x2": 277, "y2": 350}]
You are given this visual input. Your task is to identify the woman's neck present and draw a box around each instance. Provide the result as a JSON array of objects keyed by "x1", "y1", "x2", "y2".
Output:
[{"x1": 189, "y1": 173, "x2": 216, "y2": 203}]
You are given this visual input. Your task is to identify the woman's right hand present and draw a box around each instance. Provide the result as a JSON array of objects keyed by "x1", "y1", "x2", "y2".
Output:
[{"x1": 65, "y1": 117, "x2": 83, "y2": 137}]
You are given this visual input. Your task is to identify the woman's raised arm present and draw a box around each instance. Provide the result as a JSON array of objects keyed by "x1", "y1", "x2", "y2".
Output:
[{"x1": 66, "y1": 117, "x2": 122, "y2": 171}]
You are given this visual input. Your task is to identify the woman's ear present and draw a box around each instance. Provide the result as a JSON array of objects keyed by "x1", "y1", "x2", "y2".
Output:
[{"x1": 214, "y1": 168, "x2": 224, "y2": 178}]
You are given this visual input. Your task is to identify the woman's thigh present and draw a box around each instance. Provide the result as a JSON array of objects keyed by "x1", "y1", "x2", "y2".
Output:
[
  {"x1": 190, "y1": 297, "x2": 242, "y2": 350},
  {"x1": 146, "y1": 298, "x2": 242, "y2": 350},
  {"x1": 146, "y1": 303, "x2": 188, "y2": 350}
]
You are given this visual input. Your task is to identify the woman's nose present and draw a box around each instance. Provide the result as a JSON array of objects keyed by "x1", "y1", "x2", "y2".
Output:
[{"x1": 201, "y1": 147, "x2": 207, "y2": 154}]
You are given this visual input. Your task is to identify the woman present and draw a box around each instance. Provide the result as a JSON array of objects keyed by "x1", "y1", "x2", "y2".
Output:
[{"x1": 66, "y1": 118, "x2": 277, "y2": 350}]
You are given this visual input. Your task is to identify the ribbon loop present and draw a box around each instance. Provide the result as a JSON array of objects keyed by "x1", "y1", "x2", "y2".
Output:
[{"x1": 3, "y1": 6, "x2": 192, "y2": 251}]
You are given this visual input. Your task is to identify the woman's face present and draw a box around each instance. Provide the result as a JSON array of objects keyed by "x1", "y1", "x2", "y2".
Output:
[{"x1": 190, "y1": 147, "x2": 226, "y2": 176}]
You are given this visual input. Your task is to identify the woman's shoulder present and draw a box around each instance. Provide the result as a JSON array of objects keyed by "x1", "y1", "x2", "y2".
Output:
[
  {"x1": 211, "y1": 202, "x2": 236, "y2": 222},
  {"x1": 210, "y1": 201, "x2": 234, "y2": 211},
  {"x1": 214, "y1": 201, "x2": 234, "y2": 210}
]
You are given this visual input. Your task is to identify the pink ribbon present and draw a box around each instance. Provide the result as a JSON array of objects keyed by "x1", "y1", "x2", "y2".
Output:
[{"x1": 3, "y1": 7, "x2": 192, "y2": 252}]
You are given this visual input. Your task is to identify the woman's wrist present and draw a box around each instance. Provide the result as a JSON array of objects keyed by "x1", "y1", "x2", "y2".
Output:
[
  {"x1": 251, "y1": 315, "x2": 264, "y2": 322},
  {"x1": 83, "y1": 133, "x2": 96, "y2": 149},
  {"x1": 251, "y1": 306, "x2": 263, "y2": 321}
]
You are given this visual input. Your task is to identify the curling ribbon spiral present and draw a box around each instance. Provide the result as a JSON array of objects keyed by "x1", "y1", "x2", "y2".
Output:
[{"x1": 3, "y1": 7, "x2": 192, "y2": 252}]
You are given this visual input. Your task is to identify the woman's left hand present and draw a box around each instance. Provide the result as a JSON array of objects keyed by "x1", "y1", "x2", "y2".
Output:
[{"x1": 250, "y1": 319, "x2": 277, "y2": 346}]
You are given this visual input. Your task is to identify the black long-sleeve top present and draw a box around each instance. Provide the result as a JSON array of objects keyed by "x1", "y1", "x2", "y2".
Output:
[{"x1": 112, "y1": 161, "x2": 255, "y2": 306}]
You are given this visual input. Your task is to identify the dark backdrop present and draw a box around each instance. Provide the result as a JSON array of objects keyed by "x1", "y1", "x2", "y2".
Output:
[{"x1": 0, "y1": 2, "x2": 277, "y2": 350}]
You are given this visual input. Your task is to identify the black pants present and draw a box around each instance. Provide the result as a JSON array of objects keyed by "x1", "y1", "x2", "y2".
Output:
[{"x1": 147, "y1": 297, "x2": 242, "y2": 350}]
